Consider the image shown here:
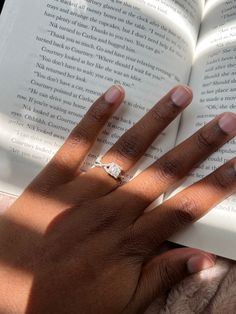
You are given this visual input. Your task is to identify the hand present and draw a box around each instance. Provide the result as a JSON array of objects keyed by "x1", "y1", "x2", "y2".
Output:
[{"x1": 1, "y1": 85, "x2": 236, "y2": 314}]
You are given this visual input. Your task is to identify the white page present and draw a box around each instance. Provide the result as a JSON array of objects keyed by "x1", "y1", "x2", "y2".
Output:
[
  {"x1": 0, "y1": 0, "x2": 203, "y2": 196},
  {"x1": 171, "y1": 0, "x2": 236, "y2": 260}
]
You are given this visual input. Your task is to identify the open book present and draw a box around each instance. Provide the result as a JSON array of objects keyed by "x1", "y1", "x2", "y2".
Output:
[{"x1": 0, "y1": 0, "x2": 235, "y2": 259}]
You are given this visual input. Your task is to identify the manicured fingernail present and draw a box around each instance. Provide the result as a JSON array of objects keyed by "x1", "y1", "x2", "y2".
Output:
[
  {"x1": 187, "y1": 254, "x2": 215, "y2": 274},
  {"x1": 171, "y1": 86, "x2": 192, "y2": 107},
  {"x1": 104, "y1": 85, "x2": 124, "y2": 104},
  {"x1": 218, "y1": 113, "x2": 236, "y2": 134}
]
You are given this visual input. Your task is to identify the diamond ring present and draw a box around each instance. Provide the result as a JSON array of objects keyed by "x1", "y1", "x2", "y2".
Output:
[{"x1": 93, "y1": 156, "x2": 123, "y2": 180}]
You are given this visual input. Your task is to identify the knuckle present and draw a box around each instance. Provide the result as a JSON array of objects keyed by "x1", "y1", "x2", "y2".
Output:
[
  {"x1": 69, "y1": 126, "x2": 91, "y2": 146},
  {"x1": 88, "y1": 202, "x2": 120, "y2": 235},
  {"x1": 151, "y1": 106, "x2": 170, "y2": 123},
  {"x1": 30, "y1": 175, "x2": 54, "y2": 195},
  {"x1": 53, "y1": 152, "x2": 72, "y2": 173},
  {"x1": 140, "y1": 231, "x2": 162, "y2": 254},
  {"x1": 212, "y1": 166, "x2": 236, "y2": 191},
  {"x1": 87, "y1": 100, "x2": 109, "y2": 123},
  {"x1": 158, "y1": 158, "x2": 182, "y2": 181},
  {"x1": 150, "y1": 106, "x2": 176, "y2": 124},
  {"x1": 115, "y1": 133, "x2": 143, "y2": 161},
  {"x1": 173, "y1": 196, "x2": 198, "y2": 226},
  {"x1": 94, "y1": 211, "x2": 118, "y2": 232},
  {"x1": 118, "y1": 227, "x2": 149, "y2": 260},
  {"x1": 158, "y1": 259, "x2": 177, "y2": 289},
  {"x1": 196, "y1": 129, "x2": 215, "y2": 150}
]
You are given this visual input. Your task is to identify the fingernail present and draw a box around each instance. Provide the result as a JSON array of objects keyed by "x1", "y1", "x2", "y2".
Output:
[
  {"x1": 104, "y1": 85, "x2": 124, "y2": 104},
  {"x1": 187, "y1": 254, "x2": 215, "y2": 274},
  {"x1": 171, "y1": 86, "x2": 192, "y2": 107},
  {"x1": 218, "y1": 113, "x2": 236, "y2": 134}
]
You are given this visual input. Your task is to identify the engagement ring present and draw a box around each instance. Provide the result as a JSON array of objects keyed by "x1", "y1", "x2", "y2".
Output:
[{"x1": 93, "y1": 156, "x2": 123, "y2": 180}]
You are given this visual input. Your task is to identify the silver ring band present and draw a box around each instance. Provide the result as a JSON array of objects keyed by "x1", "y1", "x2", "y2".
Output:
[{"x1": 93, "y1": 156, "x2": 123, "y2": 180}]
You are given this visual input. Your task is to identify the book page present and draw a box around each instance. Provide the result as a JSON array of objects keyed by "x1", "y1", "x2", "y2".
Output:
[
  {"x1": 171, "y1": 0, "x2": 236, "y2": 259},
  {"x1": 0, "y1": 0, "x2": 203, "y2": 196}
]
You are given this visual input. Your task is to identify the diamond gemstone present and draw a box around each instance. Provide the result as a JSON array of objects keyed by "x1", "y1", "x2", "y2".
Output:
[{"x1": 106, "y1": 163, "x2": 121, "y2": 179}]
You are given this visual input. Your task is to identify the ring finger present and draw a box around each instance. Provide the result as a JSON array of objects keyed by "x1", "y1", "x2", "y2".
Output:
[{"x1": 71, "y1": 85, "x2": 193, "y2": 197}]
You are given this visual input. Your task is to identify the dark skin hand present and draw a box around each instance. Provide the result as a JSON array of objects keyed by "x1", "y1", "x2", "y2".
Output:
[{"x1": 0, "y1": 85, "x2": 236, "y2": 314}]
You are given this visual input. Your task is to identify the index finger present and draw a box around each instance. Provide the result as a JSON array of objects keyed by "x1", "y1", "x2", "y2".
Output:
[{"x1": 29, "y1": 85, "x2": 124, "y2": 191}]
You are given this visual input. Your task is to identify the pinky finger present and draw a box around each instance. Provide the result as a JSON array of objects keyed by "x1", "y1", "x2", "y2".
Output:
[{"x1": 134, "y1": 158, "x2": 236, "y2": 251}]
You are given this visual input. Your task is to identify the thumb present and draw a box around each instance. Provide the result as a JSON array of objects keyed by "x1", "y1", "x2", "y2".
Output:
[{"x1": 127, "y1": 248, "x2": 216, "y2": 314}]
